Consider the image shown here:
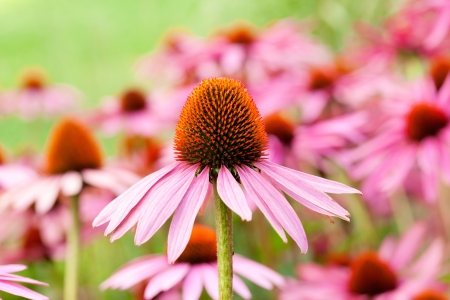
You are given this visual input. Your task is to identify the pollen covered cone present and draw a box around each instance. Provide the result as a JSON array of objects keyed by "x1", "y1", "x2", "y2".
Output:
[
  {"x1": 348, "y1": 251, "x2": 397, "y2": 296},
  {"x1": 44, "y1": 118, "x2": 103, "y2": 174},
  {"x1": 120, "y1": 89, "x2": 147, "y2": 113},
  {"x1": 174, "y1": 78, "x2": 268, "y2": 170},
  {"x1": 175, "y1": 224, "x2": 217, "y2": 264},
  {"x1": 21, "y1": 70, "x2": 46, "y2": 91},
  {"x1": 406, "y1": 104, "x2": 448, "y2": 142}
]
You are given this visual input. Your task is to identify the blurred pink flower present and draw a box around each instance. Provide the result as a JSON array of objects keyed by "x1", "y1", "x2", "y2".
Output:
[
  {"x1": 357, "y1": 0, "x2": 450, "y2": 61},
  {"x1": 101, "y1": 224, "x2": 284, "y2": 300},
  {"x1": 343, "y1": 76, "x2": 450, "y2": 208},
  {"x1": 0, "y1": 264, "x2": 49, "y2": 300},
  {"x1": 90, "y1": 88, "x2": 178, "y2": 137},
  {"x1": 0, "y1": 69, "x2": 80, "y2": 120},
  {"x1": 94, "y1": 78, "x2": 359, "y2": 263},
  {"x1": 0, "y1": 118, "x2": 139, "y2": 215},
  {"x1": 280, "y1": 223, "x2": 447, "y2": 300}
]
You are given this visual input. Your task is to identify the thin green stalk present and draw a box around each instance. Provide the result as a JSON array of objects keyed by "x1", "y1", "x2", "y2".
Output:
[
  {"x1": 213, "y1": 181, "x2": 233, "y2": 300},
  {"x1": 64, "y1": 195, "x2": 80, "y2": 300}
]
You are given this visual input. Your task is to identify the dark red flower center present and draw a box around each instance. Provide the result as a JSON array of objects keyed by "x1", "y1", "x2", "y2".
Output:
[
  {"x1": 263, "y1": 113, "x2": 295, "y2": 146},
  {"x1": 120, "y1": 89, "x2": 147, "y2": 113},
  {"x1": 45, "y1": 118, "x2": 103, "y2": 174},
  {"x1": 406, "y1": 103, "x2": 448, "y2": 142},
  {"x1": 22, "y1": 72, "x2": 45, "y2": 91},
  {"x1": 174, "y1": 78, "x2": 267, "y2": 174},
  {"x1": 430, "y1": 55, "x2": 450, "y2": 91},
  {"x1": 221, "y1": 23, "x2": 256, "y2": 45},
  {"x1": 348, "y1": 251, "x2": 398, "y2": 296},
  {"x1": 413, "y1": 289, "x2": 448, "y2": 300},
  {"x1": 308, "y1": 67, "x2": 336, "y2": 91},
  {"x1": 175, "y1": 224, "x2": 217, "y2": 264}
]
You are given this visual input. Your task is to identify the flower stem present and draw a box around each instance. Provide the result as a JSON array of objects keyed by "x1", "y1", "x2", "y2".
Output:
[
  {"x1": 213, "y1": 181, "x2": 233, "y2": 300},
  {"x1": 64, "y1": 195, "x2": 80, "y2": 300}
]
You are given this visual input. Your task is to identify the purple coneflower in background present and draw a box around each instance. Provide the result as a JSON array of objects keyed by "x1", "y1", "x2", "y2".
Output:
[
  {"x1": 101, "y1": 224, "x2": 284, "y2": 300},
  {"x1": 94, "y1": 77, "x2": 360, "y2": 263},
  {"x1": 0, "y1": 264, "x2": 49, "y2": 300},
  {"x1": 344, "y1": 75, "x2": 450, "y2": 208},
  {"x1": 0, "y1": 69, "x2": 80, "y2": 120},
  {"x1": 280, "y1": 223, "x2": 447, "y2": 300}
]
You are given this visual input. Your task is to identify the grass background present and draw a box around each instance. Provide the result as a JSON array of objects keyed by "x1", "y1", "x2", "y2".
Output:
[{"x1": 0, "y1": 0, "x2": 393, "y2": 298}]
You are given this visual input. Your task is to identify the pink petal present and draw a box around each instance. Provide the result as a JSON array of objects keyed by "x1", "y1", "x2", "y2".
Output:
[
  {"x1": 0, "y1": 281, "x2": 49, "y2": 300},
  {"x1": 233, "y1": 255, "x2": 285, "y2": 289},
  {"x1": 93, "y1": 162, "x2": 180, "y2": 228},
  {"x1": 0, "y1": 273, "x2": 48, "y2": 286},
  {"x1": 217, "y1": 167, "x2": 252, "y2": 221},
  {"x1": 135, "y1": 165, "x2": 197, "y2": 245},
  {"x1": 60, "y1": 171, "x2": 83, "y2": 196},
  {"x1": 168, "y1": 167, "x2": 210, "y2": 263},
  {"x1": 144, "y1": 263, "x2": 190, "y2": 299},
  {"x1": 408, "y1": 239, "x2": 444, "y2": 281},
  {"x1": 0, "y1": 265, "x2": 27, "y2": 274},
  {"x1": 200, "y1": 264, "x2": 219, "y2": 300},
  {"x1": 241, "y1": 166, "x2": 308, "y2": 253},
  {"x1": 101, "y1": 256, "x2": 168, "y2": 290},
  {"x1": 182, "y1": 266, "x2": 203, "y2": 300},
  {"x1": 378, "y1": 237, "x2": 397, "y2": 262},
  {"x1": 82, "y1": 169, "x2": 129, "y2": 195},
  {"x1": 257, "y1": 161, "x2": 350, "y2": 220},
  {"x1": 390, "y1": 223, "x2": 426, "y2": 270},
  {"x1": 35, "y1": 176, "x2": 62, "y2": 214},
  {"x1": 238, "y1": 167, "x2": 287, "y2": 242},
  {"x1": 232, "y1": 275, "x2": 251, "y2": 299},
  {"x1": 257, "y1": 160, "x2": 360, "y2": 194}
]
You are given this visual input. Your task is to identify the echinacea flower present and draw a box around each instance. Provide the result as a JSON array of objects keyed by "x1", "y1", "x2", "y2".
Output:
[
  {"x1": 94, "y1": 78, "x2": 359, "y2": 263},
  {"x1": 0, "y1": 69, "x2": 80, "y2": 119},
  {"x1": 101, "y1": 224, "x2": 284, "y2": 300},
  {"x1": 90, "y1": 88, "x2": 176, "y2": 137},
  {"x1": 280, "y1": 223, "x2": 447, "y2": 300},
  {"x1": 0, "y1": 118, "x2": 138, "y2": 214},
  {"x1": 0, "y1": 264, "x2": 49, "y2": 300},
  {"x1": 344, "y1": 75, "x2": 450, "y2": 206}
]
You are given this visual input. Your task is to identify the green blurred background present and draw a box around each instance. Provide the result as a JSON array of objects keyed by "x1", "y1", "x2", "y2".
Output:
[{"x1": 0, "y1": 0, "x2": 392, "y2": 298}]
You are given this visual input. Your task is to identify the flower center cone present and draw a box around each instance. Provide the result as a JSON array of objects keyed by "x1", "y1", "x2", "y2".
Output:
[
  {"x1": 175, "y1": 224, "x2": 217, "y2": 264},
  {"x1": 264, "y1": 113, "x2": 295, "y2": 146},
  {"x1": 44, "y1": 118, "x2": 103, "y2": 174},
  {"x1": 120, "y1": 89, "x2": 147, "y2": 113},
  {"x1": 406, "y1": 103, "x2": 448, "y2": 142},
  {"x1": 430, "y1": 55, "x2": 450, "y2": 91}
]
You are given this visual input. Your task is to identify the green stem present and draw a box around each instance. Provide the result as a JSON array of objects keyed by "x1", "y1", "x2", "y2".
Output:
[
  {"x1": 64, "y1": 195, "x2": 80, "y2": 300},
  {"x1": 213, "y1": 181, "x2": 233, "y2": 300}
]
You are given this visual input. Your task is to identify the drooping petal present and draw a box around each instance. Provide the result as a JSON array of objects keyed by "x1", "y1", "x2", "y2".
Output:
[
  {"x1": 144, "y1": 263, "x2": 190, "y2": 299},
  {"x1": 257, "y1": 161, "x2": 350, "y2": 220},
  {"x1": 238, "y1": 167, "x2": 287, "y2": 242},
  {"x1": 93, "y1": 162, "x2": 180, "y2": 228},
  {"x1": 100, "y1": 256, "x2": 168, "y2": 290},
  {"x1": 389, "y1": 223, "x2": 426, "y2": 270},
  {"x1": 241, "y1": 166, "x2": 308, "y2": 253},
  {"x1": 135, "y1": 165, "x2": 197, "y2": 245},
  {"x1": 168, "y1": 167, "x2": 210, "y2": 263},
  {"x1": 0, "y1": 281, "x2": 49, "y2": 300},
  {"x1": 233, "y1": 255, "x2": 285, "y2": 289},
  {"x1": 35, "y1": 176, "x2": 62, "y2": 214},
  {"x1": 182, "y1": 266, "x2": 204, "y2": 300},
  {"x1": 201, "y1": 264, "x2": 219, "y2": 300},
  {"x1": 0, "y1": 265, "x2": 27, "y2": 274},
  {"x1": 217, "y1": 167, "x2": 252, "y2": 221},
  {"x1": 257, "y1": 160, "x2": 360, "y2": 194},
  {"x1": 232, "y1": 275, "x2": 251, "y2": 299},
  {"x1": 60, "y1": 171, "x2": 83, "y2": 196}
]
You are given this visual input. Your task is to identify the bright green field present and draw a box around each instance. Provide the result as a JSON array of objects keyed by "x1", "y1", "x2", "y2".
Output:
[{"x1": 0, "y1": 0, "x2": 391, "y2": 299}]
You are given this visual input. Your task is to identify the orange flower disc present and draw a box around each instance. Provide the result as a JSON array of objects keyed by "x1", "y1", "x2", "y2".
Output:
[
  {"x1": 348, "y1": 251, "x2": 397, "y2": 296},
  {"x1": 176, "y1": 224, "x2": 217, "y2": 264},
  {"x1": 45, "y1": 118, "x2": 103, "y2": 174},
  {"x1": 413, "y1": 289, "x2": 448, "y2": 300},
  {"x1": 430, "y1": 55, "x2": 450, "y2": 91},
  {"x1": 264, "y1": 113, "x2": 295, "y2": 146},
  {"x1": 174, "y1": 78, "x2": 267, "y2": 171}
]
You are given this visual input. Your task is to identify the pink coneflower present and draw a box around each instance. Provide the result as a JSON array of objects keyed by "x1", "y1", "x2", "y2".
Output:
[
  {"x1": 94, "y1": 78, "x2": 359, "y2": 262},
  {"x1": 430, "y1": 54, "x2": 450, "y2": 91},
  {"x1": 90, "y1": 88, "x2": 176, "y2": 137},
  {"x1": 0, "y1": 118, "x2": 138, "y2": 214},
  {"x1": 280, "y1": 223, "x2": 447, "y2": 300},
  {"x1": 0, "y1": 69, "x2": 80, "y2": 119},
  {"x1": 101, "y1": 224, "x2": 284, "y2": 300},
  {"x1": 344, "y1": 76, "x2": 450, "y2": 206},
  {"x1": 357, "y1": 0, "x2": 450, "y2": 61},
  {"x1": 0, "y1": 264, "x2": 49, "y2": 299}
]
